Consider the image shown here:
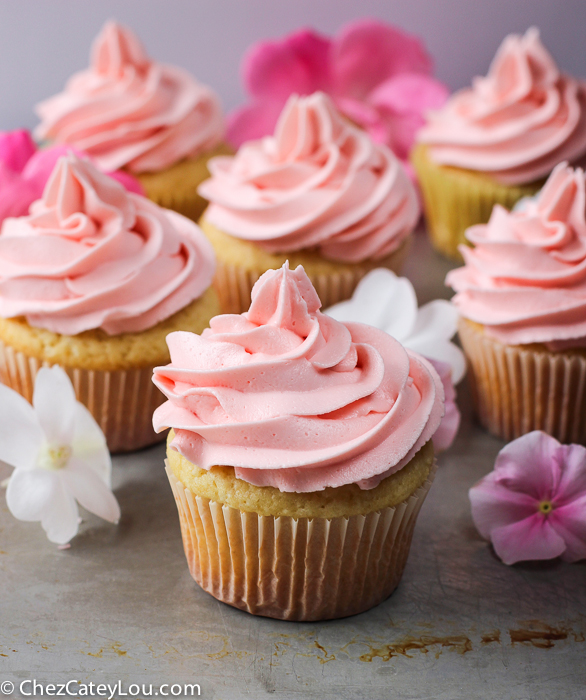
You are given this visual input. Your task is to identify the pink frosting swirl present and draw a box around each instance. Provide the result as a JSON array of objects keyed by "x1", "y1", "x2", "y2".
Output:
[
  {"x1": 447, "y1": 163, "x2": 586, "y2": 347},
  {"x1": 153, "y1": 263, "x2": 443, "y2": 493},
  {"x1": 199, "y1": 92, "x2": 419, "y2": 263},
  {"x1": 0, "y1": 153, "x2": 216, "y2": 336},
  {"x1": 34, "y1": 21, "x2": 224, "y2": 173},
  {"x1": 418, "y1": 28, "x2": 586, "y2": 185}
]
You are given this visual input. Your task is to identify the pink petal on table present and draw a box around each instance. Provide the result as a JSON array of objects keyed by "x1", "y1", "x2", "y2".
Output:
[
  {"x1": 332, "y1": 19, "x2": 433, "y2": 101},
  {"x1": 549, "y1": 494, "x2": 586, "y2": 562},
  {"x1": 554, "y1": 443, "x2": 586, "y2": 505},
  {"x1": 226, "y1": 99, "x2": 287, "y2": 147},
  {"x1": 469, "y1": 475, "x2": 537, "y2": 540},
  {"x1": 242, "y1": 28, "x2": 332, "y2": 101},
  {"x1": 0, "y1": 129, "x2": 36, "y2": 174},
  {"x1": 490, "y1": 513, "x2": 567, "y2": 565}
]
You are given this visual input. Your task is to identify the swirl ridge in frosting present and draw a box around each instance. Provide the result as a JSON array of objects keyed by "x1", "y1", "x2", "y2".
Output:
[
  {"x1": 418, "y1": 28, "x2": 586, "y2": 185},
  {"x1": 153, "y1": 262, "x2": 443, "y2": 492},
  {"x1": 199, "y1": 92, "x2": 419, "y2": 263},
  {"x1": 0, "y1": 153, "x2": 216, "y2": 335},
  {"x1": 447, "y1": 162, "x2": 586, "y2": 347},
  {"x1": 34, "y1": 21, "x2": 225, "y2": 173}
]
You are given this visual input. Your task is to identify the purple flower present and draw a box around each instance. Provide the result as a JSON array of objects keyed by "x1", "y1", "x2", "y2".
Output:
[
  {"x1": 469, "y1": 431, "x2": 586, "y2": 565},
  {"x1": 227, "y1": 19, "x2": 448, "y2": 178}
]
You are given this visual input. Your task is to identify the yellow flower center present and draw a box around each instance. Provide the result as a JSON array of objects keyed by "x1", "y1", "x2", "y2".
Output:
[
  {"x1": 39, "y1": 444, "x2": 72, "y2": 471},
  {"x1": 538, "y1": 501, "x2": 553, "y2": 515}
]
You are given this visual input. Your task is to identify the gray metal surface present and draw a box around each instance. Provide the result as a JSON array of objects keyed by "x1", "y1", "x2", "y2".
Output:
[{"x1": 1, "y1": 233, "x2": 585, "y2": 700}]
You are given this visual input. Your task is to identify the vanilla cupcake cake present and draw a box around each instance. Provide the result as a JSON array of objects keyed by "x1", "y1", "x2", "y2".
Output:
[
  {"x1": 0, "y1": 153, "x2": 218, "y2": 452},
  {"x1": 198, "y1": 92, "x2": 419, "y2": 313},
  {"x1": 35, "y1": 21, "x2": 230, "y2": 222},
  {"x1": 153, "y1": 263, "x2": 443, "y2": 620}
]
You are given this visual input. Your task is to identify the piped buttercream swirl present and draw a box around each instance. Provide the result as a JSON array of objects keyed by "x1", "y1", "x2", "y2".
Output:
[
  {"x1": 447, "y1": 162, "x2": 586, "y2": 347},
  {"x1": 153, "y1": 263, "x2": 443, "y2": 492},
  {"x1": 199, "y1": 92, "x2": 419, "y2": 263},
  {"x1": 35, "y1": 21, "x2": 224, "y2": 173},
  {"x1": 418, "y1": 28, "x2": 586, "y2": 185},
  {"x1": 0, "y1": 154, "x2": 215, "y2": 335}
]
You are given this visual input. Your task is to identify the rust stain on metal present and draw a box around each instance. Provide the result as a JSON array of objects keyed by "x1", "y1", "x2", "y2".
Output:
[
  {"x1": 481, "y1": 630, "x2": 501, "y2": 645},
  {"x1": 360, "y1": 635, "x2": 473, "y2": 662},
  {"x1": 509, "y1": 621, "x2": 573, "y2": 649},
  {"x1": 313, "y1": 640, "x2": 336, "y2": 664}
]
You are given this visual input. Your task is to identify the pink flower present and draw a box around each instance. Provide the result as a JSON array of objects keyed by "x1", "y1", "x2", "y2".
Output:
[
  {"x1": 469, "y1": 431, "x2": 586, "y2": 565},
  {"x1": 0, "y1": 129, "x2": 144, "y2": 226},
  {"x1": 426, "y1": 358, "x2": 461, "y2": 452},
  {"x1": 227, "y1": 19, "x2": 448, "y2": 176}
]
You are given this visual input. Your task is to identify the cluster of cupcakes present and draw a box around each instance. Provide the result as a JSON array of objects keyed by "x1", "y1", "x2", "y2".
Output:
[{"x1": 1, "y1": 17, "x2": 585, "y2": 620}]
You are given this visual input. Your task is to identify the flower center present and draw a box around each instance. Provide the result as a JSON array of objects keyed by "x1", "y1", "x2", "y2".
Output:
[
  {"x1": 39, "y1": 444, "x2": 72, "y2": 471},
  {"x1": 538, "y1": 500, "x2": 553, "y2": 515}
]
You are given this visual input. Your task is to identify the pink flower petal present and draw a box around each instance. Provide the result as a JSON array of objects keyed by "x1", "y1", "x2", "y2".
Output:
[
  {"x1": 549, "y1": 495, "x2": 586, "y2": 562},
  {"x1": 226, "y1": 100, "x2": 287, "y2": 148},
  {"x1": 490, "y1": 514, "x2": 566, "y2": 565},
  {"x1": 242, "y1": 29, "x2": 332, "y2": 101},
  {"x1": 0, "y1": 129, "x2": 36, "y2": 174},
  {"x1": 554, "y1": 443, "x2": 586, "y2": 505},
  {"x1": 493, "y1": 431, "x2": 560, "y2": 501},
  {"x1": 332, "y1": 19, "x2": 433, "y2": 101},
  {"x1": 107, "y1": 169, "x2": 145, "y2": 196},
  {"x1": 369, "y1": 72, "x2": 449, "y2": 116},
  {"x1": 469, "y1": 474, "x2": 537, "y2": 540},
  {"x1": 427, "y1": 358, "x2": 460, "y2": 451}
]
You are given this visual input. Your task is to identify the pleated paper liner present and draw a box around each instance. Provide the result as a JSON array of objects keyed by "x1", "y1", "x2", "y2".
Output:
[
  {"x1": 166, "y1": 462, "x2": 437, "y2": 621},
  {"x1": 0, "y1": 340, "x2": 166, "y2": 453},
  {"x1": 411, "y1": 144, "x2": 541, "y2": 260},
  {"x1": 212, "y1": 239, "x2": 411, "y2": 316},
  {"x1": 458, "y1": 318, "x2": 586, "y2": 444}
]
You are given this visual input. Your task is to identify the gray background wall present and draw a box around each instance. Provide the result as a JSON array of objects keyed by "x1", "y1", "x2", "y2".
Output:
[{"x1": 1, "y1": 0, "x2": 585, "y2": 130}]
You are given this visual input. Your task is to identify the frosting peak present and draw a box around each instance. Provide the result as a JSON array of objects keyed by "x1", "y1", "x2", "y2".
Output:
[
  {"x1": 199, "y1": 92, "x2": 419, "y2": 262},
  {"x1": 0, "y1": 154, "x2": 216, "y2": 335},
  {"x1": 447, "y1": 162, "x2": 586, "y2": 346},
  {"x1": 419, "y1": 28, "x2": 586, "y2": 185},
  {"x1": 153, "y1": 263, "x2": 443, "y2": 493},
  {"x1": 35, "y1": 21, "x2": 224, "y2": 173}
]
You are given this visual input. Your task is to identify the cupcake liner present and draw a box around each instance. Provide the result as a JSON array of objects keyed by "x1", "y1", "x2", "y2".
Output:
[
  {"x1": 458, "y1": 319, "x2": 586, "y2": 444},
  {"x1": 0, "y1": 340, "x2": 166, "y2": 453},
  {"x1": 213, "y1": 240, "x2": 411, "y2": 315},
  {"x1": 166, "y1": 461, "x2": 437, "y2": 621},
  {"x1": 411, "y1": 145, "x2": 541, "y2": 260}
]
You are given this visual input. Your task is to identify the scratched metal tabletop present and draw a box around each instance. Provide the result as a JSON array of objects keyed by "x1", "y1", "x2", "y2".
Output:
[{"x1": 1, "y1": 232, "x2": 585, "y2": 700}]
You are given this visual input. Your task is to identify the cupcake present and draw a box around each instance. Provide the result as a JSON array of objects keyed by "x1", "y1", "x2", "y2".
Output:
[
  {"x1": 413, "y1": 28, "x2": 586, "y2": 259},
  {"x1": 0, "y1": 153, "x2": 218, "y2": 452},
  {"x1": 447, "y1": 163, "x2": 586, "y2": 444},
  {"x1": 153, "y1": 263, "x2": 443, "y2": 621},
  {"x1": 34, "y1": 21, "x2": 229, "y2": 223},
  {"x1": 198, "y1": 92, "x2": 419, "y2": 314}
]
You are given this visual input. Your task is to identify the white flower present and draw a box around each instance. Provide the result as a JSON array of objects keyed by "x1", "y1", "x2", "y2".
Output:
[
  {"x1": 0, "y1": 366, "x2": 120, "y2": 545},
  {"x1": 326, "y1": 268, "x2": 466, "y2": 383}
]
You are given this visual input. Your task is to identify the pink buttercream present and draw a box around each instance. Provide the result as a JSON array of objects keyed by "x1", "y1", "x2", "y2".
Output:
[
  {"x1": 199, "y1": 92, "x2": 419, "y2": 263},
  {"x1": 418, "y1": 28, "x2": 586, "y2": 185},
  {"x1": 153, "y1": 263, "x2": 443, "y2": 493},
  {"x1": 34, "y1": 21, "x2": 224, "y2": 173},
  {"x1": 0, "y1": 153, "x2": 215, "y2": 335},
  {"x1": 447, "y1": 163, "x2": 586, "y2": 347}
]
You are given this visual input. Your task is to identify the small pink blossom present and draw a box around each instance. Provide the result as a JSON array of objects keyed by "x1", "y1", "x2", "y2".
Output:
[
  {"x1": 227, "y1": 19, "x2": 448, "y2": 177},
  {"x1": 0, "y1": 129, "x2": 144, "y2": 226},
  {"x1": 469, "y1": 431, "x2": 586, "y2": 565}
]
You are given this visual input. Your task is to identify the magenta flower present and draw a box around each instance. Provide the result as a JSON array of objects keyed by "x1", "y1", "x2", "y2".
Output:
[
  {"x1": 0, "y1": 129, "x2": 144, "y2": 226},
  {"x1": 227, "y1": 19, "x2": 448, "y2": 176},
  {"x1": 469, "y1": 431, "x2": 586, "y2": 565}
]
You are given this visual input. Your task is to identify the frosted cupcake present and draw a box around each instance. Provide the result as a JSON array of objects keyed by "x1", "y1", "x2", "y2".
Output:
[
  {"x1": 153, "y1": 263, "x2": 443, "y2": 620},
  {"x1": 447, "y1": 163, "x2": 586, "y2": 444},
  {"x1": 198, "y1": 92, "x2": 419, "y2": 313},
  {"x1": 0, "y1": 154, "x2": 218, "y2": 452},
  {"x1": 35, "y1": 21, "x2": 229, "y2": 222},
  {"x1": 414, "y1": 28, "x2": 586, "y2": 258}
]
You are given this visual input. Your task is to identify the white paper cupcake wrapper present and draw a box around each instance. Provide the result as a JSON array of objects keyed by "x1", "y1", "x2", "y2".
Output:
[
  {"x1": 0, "y1": 340, "x2": 166, "y2": 453},
  {"x1": 166, "y1": 461, "x2": 437, "y2": 621},
  {"x1": 459, "y1": 319, "x2": 586, "y2": 444}
]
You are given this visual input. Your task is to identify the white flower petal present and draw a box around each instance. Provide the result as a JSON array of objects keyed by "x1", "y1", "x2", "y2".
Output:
[
  {"x1": 40, "y1": 476, "x2": 79, "y2": 544},
  {"x1": 6, "y1": 468, "x2": 58, "y2": 521},
  {"x1": 71, "y1": 402, "x2": 111, "y2": 484},
  {"x1": 33, "y1": 366, "x2": 77, "y2": 445},
  {"x1": 408, "y1": 339, "x2": 467, "y2": 384},
  {"x1": 409, "y1": 300, "x2": 459, "y2": 342},
  {"x1": 62, "y1": 461, "x2": 120, "y2": 524},
  {"x1": 0, "y1": 384, "x2": 43, "y2": 469}
]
